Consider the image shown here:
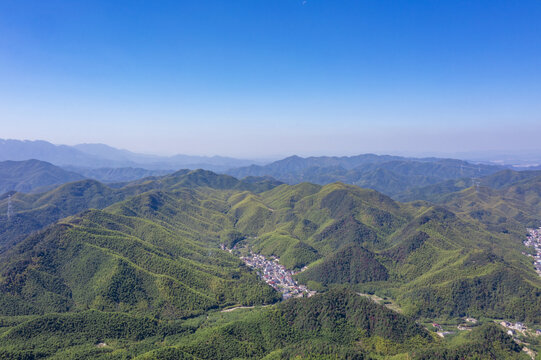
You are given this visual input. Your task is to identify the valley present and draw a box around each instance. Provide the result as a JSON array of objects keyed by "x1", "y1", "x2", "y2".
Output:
[{"x1": 1, "y1": 168, "x2": 541, "y2": 358}]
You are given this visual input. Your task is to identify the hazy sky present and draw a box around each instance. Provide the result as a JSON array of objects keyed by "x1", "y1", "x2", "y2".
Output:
[{"x1": 1, "y1": 0, "x2": 540, "y2": 157}]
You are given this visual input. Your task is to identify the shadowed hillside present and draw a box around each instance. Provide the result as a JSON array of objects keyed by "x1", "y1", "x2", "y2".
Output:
[{"x1": 0, "y1": 160, "x2": 85, "y2": 194}]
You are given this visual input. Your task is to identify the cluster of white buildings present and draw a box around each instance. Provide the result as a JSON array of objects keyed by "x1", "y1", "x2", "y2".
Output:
[
  {"x1": 524, "y1": 227, "x2": 541, "y2": 276},
  {"x1": 241, "y1": 252, "x2": 315, "y2": 299},
  {"x1": 500, "y1": 321, "x2": 527, "y2": 336},
  {"x1": 499, "y1": 321, "x2": 541, "y2": 336}
]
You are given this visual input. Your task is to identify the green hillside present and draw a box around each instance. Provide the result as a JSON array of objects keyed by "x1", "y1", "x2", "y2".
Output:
[
  {"x1": 296, "y1": 243, "x2": 388, "y2": 285},
  {"x1": 0, "y1": 178, "x2": 156, "y2": 251},
  {"x1": 230, "y1": 182, "x2": 541, "y2": 322},
  {"x1": 0, "y1": 190, "x2": 280, "y2": 317},
  {"x1": 0, "y1": 170, "x2": 282, "y2": 251},
  {"x1": 433, "y1": 175, "x2": 541, "y2": 236},
  {"x1": 396, "y1": 169, "x2": 541, "y2": 203},
  {"x1": 0, "y1": 170, "x2": 540, "y2": 358},
  {"x1": 0, "y1": 289, "x2": 528, "y2": 359},
  {"x1": 0, "y1": 159, "x2": 85, "y2": 194}
]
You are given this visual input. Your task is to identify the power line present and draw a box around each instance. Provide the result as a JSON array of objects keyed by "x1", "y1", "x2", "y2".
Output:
[{"x1": 7, "y1": 194, "x2": 14, "y2": 221}]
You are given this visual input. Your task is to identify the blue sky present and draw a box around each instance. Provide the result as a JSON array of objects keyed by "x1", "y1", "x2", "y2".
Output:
[{"x1": 1, "y1": 0, "x2": 540, "y2": 157}]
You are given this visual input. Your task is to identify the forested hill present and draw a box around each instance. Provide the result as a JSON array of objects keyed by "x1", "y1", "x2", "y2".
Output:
[
  {"x1": 393, "y1": 170, "x2": 541, "y2": 237},
  {"x1": 226, "y1": 154, "x2": 504, "y2": 197},
  {"x1": 0, "y1": 159, "x2": 85, "y2": 194},
  {"x1": 396, "y1": 169, "x2": 541, "y2": 203},
  {"x1": 0, "y1": 168, "x2": 539, "y2": 358},
  {"x1": 436, "y1": 173, "x2": 541, "y2": 233},
  {"x1": 226, "y1": 181, "x2": 541, "y2": 322},
  {"x1": 1, "y1": 174, "x2": 540, "y2": 322},
  {"x1": 0, "y1": 169, "x2": 282, "y2": 251}
]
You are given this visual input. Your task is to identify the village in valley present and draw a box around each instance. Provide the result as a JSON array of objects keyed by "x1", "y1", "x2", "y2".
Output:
[
  {"x1": 219, "y1": 231, "x2": 541, "y2": 357},
  {"x1": 220, "y1": 240, "x2": 316, "y2": 300},
  {"x1": 524, "y1": 227, "x2": 541, "y2": 277},
  {"x1": 240, "y1": 252, "x2": 316, "y2": 299}
]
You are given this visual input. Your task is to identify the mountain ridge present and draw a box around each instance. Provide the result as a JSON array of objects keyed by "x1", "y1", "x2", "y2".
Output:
[
  {"x1": 226, "y1": 154, "x2": 507, "y2": 198},
  {"x1": 0, "y1": 167, "x2": 538, "y2": 358},
  {"x1": 0, "y1": 139, "x2": 262, "y2": 172},
  {"x1": 0, "y1": 169, "x2": 283, "y2": 251},
  {"x1": 0, "y1": 159, "x2": 86, "y2": 194}
]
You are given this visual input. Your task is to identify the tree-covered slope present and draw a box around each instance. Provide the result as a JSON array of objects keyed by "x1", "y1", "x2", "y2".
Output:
[
  {"x1": 226, "y1": 183, "x2": 541, "y2": 322},
  {"x1": 0, "y1": 170, "x2": 282, "y2": 252},
  {"x1": 432, "y1": 175, "x2": 541, "y2": 235},
  {"x1": 0, "y1": 169, "x2": 539, "y2": 358},
  {"x1": 0, "y1": 289, "x2": 437, "y2": 359},
  {"x1": 0, "y1": 289, "x2": 528, "y2": 359},
  {"x1": 3, "y1": 176, "x2": 540, "y2": 322},
  {"x1": 0, "y1": 180, "x2": 123, "y2": 251},
  {"x1": 0, "y1": 199, "x2": 279, "y2": 317},
  {"x1": 0, "y1": 160, "x2": 85, "y2": 194},
  {"x1": 396, "y1": 169, "x2": 541, "y2": 203},
  {"x1": 0, "y1": 179, "x2": 147, "y2": 252},
  {"x1": 164, "y1": 288, "x2": 434, "y2": 360},
  {"x1": 296, "y1": 243, "x2": 388, "y2": 285}
]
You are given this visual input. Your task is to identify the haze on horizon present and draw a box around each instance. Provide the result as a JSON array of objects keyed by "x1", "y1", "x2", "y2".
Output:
[{"x1": 1, "y1": 1, "x2": 540, "y2": 158}]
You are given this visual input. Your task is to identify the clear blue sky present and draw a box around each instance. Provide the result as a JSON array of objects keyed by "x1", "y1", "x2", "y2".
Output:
[{"x1": 1, "y1": 0, "x2": 540, "y2": 157}]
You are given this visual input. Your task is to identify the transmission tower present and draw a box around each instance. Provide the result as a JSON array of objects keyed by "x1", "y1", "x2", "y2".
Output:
[{"x1": 7, "y1": 194, "x2": 14, "y2": 221}]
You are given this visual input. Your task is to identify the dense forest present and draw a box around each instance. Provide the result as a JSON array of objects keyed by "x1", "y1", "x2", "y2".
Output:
[{"x1": 0, "y1": 169, "x2": 540, "y2": 358}]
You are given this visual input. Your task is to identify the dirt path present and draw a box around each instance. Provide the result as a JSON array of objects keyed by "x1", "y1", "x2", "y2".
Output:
[
  {"x1": 221, "y1": 306, "x2": 255, "y2": 312},
  {"x1": 357, "y1": 293, "x2": 402, "y2": 313}
]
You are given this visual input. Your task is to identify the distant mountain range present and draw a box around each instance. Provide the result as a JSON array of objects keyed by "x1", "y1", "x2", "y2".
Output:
[
  {"x1": 62, "y1": 166, "x2": 173, "y2": 183},
  {"x1": 1, "y1": 141, "x2": 534, "y2": 200},
  {"x1": 4, "y1": 141, "x2": 541, "y2": 208},
  {"x1": 226, "y1": 154, "x2": 507, "y2": 198},
  {"x1": 0, "y1": 139, "x2": 260, "y2": 171},
  {"x1": 0, "y1": 160, "x2": 174, "y2": 193}
]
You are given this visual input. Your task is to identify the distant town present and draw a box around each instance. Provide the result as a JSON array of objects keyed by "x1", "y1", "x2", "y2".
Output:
[{"x1": 524, "y1": 227, "x2": 541, "y2": 277}]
